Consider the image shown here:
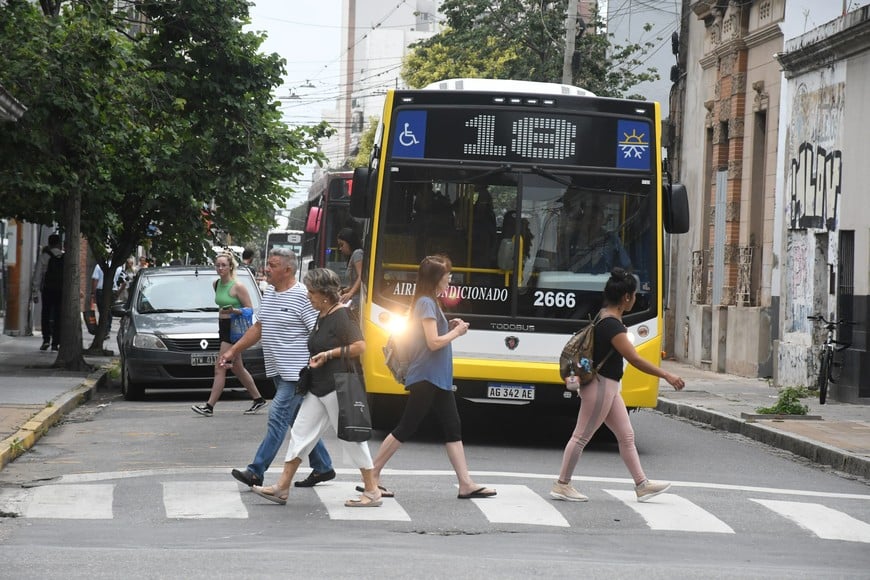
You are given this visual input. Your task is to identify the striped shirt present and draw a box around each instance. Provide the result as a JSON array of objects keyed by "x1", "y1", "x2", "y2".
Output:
[{"x1": 257, "y1": 281, "x2": 317, "y2": 381}]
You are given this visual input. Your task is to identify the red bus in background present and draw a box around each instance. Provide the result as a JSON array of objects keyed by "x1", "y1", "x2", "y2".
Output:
[{"x1": 301, "y1": 170, "x2": 362, "y2": 283}]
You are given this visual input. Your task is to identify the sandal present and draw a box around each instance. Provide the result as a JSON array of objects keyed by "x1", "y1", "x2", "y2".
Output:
[
  {"x1": 252, "y1": 484, "x2": 289, "y2": 505},
  {"x1": 345, "y1": 490, "x2": 382, "y2": 508},
  {"x1": 355, "y1": 484, "x2": 394, "y2": 498}
]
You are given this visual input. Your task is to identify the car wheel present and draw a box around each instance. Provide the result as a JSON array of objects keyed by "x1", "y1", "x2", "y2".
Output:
[{"x1": 121, "y1": 358, "x2": 145, "y2": 401}]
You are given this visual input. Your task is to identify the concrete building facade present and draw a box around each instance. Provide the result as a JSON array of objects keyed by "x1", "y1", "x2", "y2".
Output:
[
  {"x1": 773, "y1": 5, "x2": 870, "y2": 402},
  {"x1": 668, "y1": 0, "x2": 786, "y2": 378},
  {"x1": 670, "y1": 0, "x2": 870, "y2": 403}
]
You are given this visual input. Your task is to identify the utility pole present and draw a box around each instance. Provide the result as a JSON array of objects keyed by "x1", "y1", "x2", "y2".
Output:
[{"x1": 562, "y1": 0, "x2": 579, "y2": 84}]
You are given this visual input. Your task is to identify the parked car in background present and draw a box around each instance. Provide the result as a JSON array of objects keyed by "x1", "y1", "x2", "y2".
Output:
[{"x1": 112, "y1": 265, "x2": 271, "y2": 400}]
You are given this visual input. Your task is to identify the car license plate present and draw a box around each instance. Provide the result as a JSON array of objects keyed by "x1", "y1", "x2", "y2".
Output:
[
  {"x1": 190, "y1": 353, "x2": 217, "y2": 366},
  {"x1": 487, "y1": 384, "x2": 535, "y2": 400}
]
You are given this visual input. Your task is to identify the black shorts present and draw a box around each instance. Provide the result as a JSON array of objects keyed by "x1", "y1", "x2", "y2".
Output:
[
  {"x1": 391, "y1": 381, "x2": 462, "y2": 443},
  {"x1": 219, "y1": 318, "x2": 232, "y2": 344}
]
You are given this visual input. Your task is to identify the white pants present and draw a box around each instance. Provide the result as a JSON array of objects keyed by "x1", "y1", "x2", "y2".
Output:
[{"x1": 284, "y1": 391, "x2": 374, "y2": 469}]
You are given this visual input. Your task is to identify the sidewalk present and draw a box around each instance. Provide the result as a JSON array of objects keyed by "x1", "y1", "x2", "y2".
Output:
[
  {"x1": 0, "y1": 319, "x2": 114, "y2": 470},
  {"x1": 1, "y1": 324, "x2": 868, "y2": 480},
  {"x1": 659, "y1": 360, "x2": 870, "y2": 480}
]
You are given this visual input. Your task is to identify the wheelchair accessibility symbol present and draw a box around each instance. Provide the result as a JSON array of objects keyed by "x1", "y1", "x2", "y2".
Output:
[
  {"x1": 393, "y1": 110, "x2": 426, "y2": 158},
  {"x1": 398, "y1": 123, "x2": 419, "y2": 146}
]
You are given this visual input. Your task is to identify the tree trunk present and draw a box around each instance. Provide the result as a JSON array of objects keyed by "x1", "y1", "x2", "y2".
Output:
[{"x1": 54, "y1": 190, "x2": 91, "y2": 371}]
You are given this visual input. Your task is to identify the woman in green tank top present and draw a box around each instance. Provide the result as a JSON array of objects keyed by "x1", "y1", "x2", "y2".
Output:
[{"x1": 192, "y1": 252, "x2": 268, "y2": 417}]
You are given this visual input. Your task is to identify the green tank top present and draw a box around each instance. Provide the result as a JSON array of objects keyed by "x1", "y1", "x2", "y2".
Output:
[{"x1": 214, "y1": 279, "x2": 241, "y2": 309}]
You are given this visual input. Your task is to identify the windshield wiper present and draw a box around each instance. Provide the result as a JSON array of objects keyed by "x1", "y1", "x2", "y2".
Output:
[{"x1": 529, "y1": 165, "x2": 572, "y2": 187}]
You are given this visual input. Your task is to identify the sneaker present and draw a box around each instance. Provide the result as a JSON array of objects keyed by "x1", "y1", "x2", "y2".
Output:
[
  {"x1": 550, "y1": 481, "x2": 588, "y2": 502},
  {"x1": 40, "y1": 342, "x2": 50, "y2": 351},
  {"x1": 51, "y1": 344, "x2": 59, "y2": 351},
  {"x1": 243, "y1": 399, "x2": 269, "y2": 415},
  {"x1": 294, "y1": 469, "x2": 336, "y2": 488},
  {"x1": 231, "y1": 468, "x2": 262, "y2": 488},
  {"x1": 635, "y1": 480, "x2": 671, "y2": 502},
  {"x1": 191, "y1": 404, "x2": 213, "y2": 417}
]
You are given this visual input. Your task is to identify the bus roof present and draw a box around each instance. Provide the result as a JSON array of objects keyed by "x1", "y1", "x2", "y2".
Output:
[{"x1": 423, "y1": 78, "x2": 596, "y2": 98}]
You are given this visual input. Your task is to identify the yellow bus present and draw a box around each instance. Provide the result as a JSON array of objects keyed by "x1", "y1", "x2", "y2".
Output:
[{"x1": 350, "y1": 78, "x2": 688, "y2": 423}]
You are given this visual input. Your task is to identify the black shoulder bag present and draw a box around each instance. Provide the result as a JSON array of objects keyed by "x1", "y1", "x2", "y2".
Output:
[{"x1": 334, "y1": 346, "x2": 372, "y2": 442}]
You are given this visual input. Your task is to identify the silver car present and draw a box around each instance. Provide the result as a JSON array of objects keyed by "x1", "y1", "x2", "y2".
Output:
[{"x1": 112, "y1": 265, "x2": 270, "y2": 400}]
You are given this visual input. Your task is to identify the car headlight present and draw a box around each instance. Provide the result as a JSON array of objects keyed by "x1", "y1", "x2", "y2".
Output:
[{"x1": 132, "y1": 333, "x2": 168, "y2": 350}]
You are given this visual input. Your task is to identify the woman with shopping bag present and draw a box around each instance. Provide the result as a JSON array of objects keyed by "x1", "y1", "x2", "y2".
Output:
[
  {"x1": 251, "y1": 268, "x2": 382, "y2": 507},
  {"x1": 192, "y1": 252, "x2": 267, "y2": 417}
]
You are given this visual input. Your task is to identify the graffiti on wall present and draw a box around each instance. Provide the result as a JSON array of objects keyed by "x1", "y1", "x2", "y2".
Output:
[
  {"x1": 788, "y1": 142, "x2": 842, "y2": 230},
  {"x1": 787, "y1": 80, "x2": 844, "y2": 232}
]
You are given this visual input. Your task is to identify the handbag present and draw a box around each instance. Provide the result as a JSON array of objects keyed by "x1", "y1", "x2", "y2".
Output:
[
  {"x1": 334, "y1": 346, "x2": 372, "y2": 442},
  {"x1": 84, "y1": 301, "x2": 98, "y2": 335},
  {"x1": 229, "y1": 307, "x2": 253, "y2": 343},
  {"x1": 296, "y1": 365, "x2": 312, "y2": 395}
]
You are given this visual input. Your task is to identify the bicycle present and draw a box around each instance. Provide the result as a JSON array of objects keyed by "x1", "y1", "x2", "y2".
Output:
[{"x1": 806, "y1": 314, "x2": 854, "y2": 404}]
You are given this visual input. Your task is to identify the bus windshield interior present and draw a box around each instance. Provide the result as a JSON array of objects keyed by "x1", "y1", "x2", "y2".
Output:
[{"x1": 374, "y1": 164, "x2": 655, "y2": 322}]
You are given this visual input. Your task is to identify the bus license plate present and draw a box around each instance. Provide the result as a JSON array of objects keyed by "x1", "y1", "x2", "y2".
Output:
[
  {"x1": 487, "y1": 385, "x2": 535, "y2": 400},
  {"x1": 191, "y1": 353, "x2": 217, "y2": 366}
]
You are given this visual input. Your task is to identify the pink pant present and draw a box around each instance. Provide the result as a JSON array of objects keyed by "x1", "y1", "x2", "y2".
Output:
[{"x1": 558, "y1": 375, "x2": 646, "y2": 485}]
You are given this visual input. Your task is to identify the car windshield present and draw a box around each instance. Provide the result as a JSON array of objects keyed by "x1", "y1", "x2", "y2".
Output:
[{"x1": 135, "y1": 271, "x2": 260, "y2": 313}]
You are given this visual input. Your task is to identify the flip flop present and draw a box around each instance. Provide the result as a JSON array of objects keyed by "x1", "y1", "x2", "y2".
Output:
[
  {"x1": 355, "y1": 484, "x2": 394, "y2": 498},
  {"x1": 457, "y1": 486, "x2": 497, "y2": 499},
  {"x1": 345, "y1": 491, "x2": 382, "y2": 508}
]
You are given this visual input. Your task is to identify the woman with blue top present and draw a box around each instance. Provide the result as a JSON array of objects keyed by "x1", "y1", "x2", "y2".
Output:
[
  {"x1": 192, "y1": 252, "x2": 268, "y2": 417},
  {"x1": 365, "y1": 255, "x2": 497, "y2": 500}
]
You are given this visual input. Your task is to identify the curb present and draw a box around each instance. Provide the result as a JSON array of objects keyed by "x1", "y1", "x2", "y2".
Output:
[
  {"x1": 657, "y1": 397, "x2": 870, "y2": 480},
  {"x1": 0, "y1": 367, "x2": 109, "y2": 471}
]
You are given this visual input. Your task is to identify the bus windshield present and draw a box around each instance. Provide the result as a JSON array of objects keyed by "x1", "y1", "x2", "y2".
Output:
[{"x1": 372, "y1": 164, "x2": 655, "y2": 324}]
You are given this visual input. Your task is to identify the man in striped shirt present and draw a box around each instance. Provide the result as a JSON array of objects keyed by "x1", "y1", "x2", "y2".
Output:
[{"x1": 222, "y1": 248, "x2": 335, "y2": 488}]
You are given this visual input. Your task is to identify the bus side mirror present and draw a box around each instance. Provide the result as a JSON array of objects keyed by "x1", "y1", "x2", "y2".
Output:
[
  {"x1": 350, "y1": 167, "x2": 371, "y2": 218},
  {"x1": 663, "y1": 183, "x2": 690, "y2": 234},
  {"x1": 305, "y1": 206, "x2": 322, "y2": 234}
]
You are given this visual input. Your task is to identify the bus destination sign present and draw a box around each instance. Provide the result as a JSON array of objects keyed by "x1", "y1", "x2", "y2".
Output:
[{"x1": 390, "y1": 108, "x2": 651, "y2": 171}]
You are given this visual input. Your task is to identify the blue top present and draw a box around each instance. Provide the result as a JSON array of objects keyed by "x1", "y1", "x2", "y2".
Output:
[{"x1": 404, "y1": 296, "x2": 452, "y2": 391}]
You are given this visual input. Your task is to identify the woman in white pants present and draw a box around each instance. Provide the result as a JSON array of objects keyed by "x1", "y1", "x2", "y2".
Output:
[{"x1": 251, "y1": 268, "x2": 381, "y2": 507}]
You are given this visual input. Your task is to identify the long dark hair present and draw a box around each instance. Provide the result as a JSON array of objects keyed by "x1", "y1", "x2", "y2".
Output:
[
  {"x1": 412, "y1": 254, "x2": 451, "y2": 309},
  {"x1": 337, "y1": 227, "x2": 362, "y2": 252},
  {"x1": 603, "y1": 267, "x2": 637, "y2": 305}
]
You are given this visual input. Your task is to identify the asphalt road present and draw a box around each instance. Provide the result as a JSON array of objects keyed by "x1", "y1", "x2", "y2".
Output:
[{"x1": 1, "y1": 384, "x2": 869, "y2": 579}]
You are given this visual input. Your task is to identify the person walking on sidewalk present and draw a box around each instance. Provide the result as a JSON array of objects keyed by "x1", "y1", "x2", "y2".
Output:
[
  {"x1": 221, "y1": 248, "x2": 335, "y2": 489},
  {"x1": 250, "y1": 268, "x2": 381, "y2": 507},
  {"x1": 31, "y1": 233, "x2": 64, "y2": 351},
  {"x1": 367, "y1": 255, "x2": 497, "y2": 501},
  {"x1": 551, "y1": 267, "x2": 685, "y2": 503},
  {"x1": 192, "y1": 252, "x2": 267, "y2": 417}
]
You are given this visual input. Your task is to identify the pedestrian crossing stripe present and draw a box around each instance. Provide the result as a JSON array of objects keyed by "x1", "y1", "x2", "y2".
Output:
[
  {"x1": 604, "y1": 489, "x2": 734, "y2": 533},
  {"x1": 314, "y1": 485, "x2": 411, "y2": 521},
  {"x1": 163, "y1": 481, "x2": 248, "y2": 519},
  {"x1": 2, "y1": 484, "x2": 114, "y2": 519},
  {"x1": 751, "y1": 498, "x2": 870, "y2": 543},
  {"x1": 464, "y1": 484, "x2": 569, "y2": 527},
  {"x1": 1, "y1": 483, "x2": 869, "y2": 542}
]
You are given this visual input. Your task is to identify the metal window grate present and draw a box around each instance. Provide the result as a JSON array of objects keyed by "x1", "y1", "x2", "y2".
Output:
[{"x1": 837, "y1": 230, "x2": 854, "y2": 345}]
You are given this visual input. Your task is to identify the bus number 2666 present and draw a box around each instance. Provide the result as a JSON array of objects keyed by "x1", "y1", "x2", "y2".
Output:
[{"x1": 533, "y1": 291, "x2": 576, "y2": 308}]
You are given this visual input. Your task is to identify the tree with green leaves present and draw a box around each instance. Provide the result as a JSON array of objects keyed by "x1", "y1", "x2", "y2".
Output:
[
  {"x1": 0, "y1": 0, "x2": 331, "y2": 368},
  {"x1": 402, "y1": 0, "x2": 659, "y2": 98},
  {"x1": 351, "y1": 117, "x2": 380, "y2": 169}
]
